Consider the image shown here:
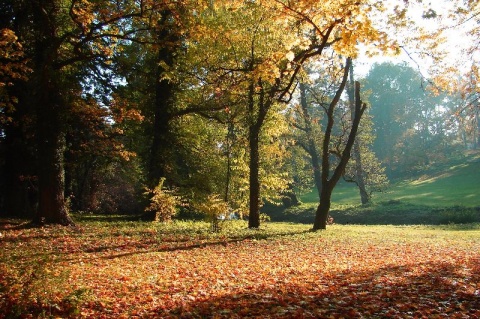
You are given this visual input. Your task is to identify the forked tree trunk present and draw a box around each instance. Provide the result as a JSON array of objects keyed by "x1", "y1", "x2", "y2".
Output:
[{"x1": 312, "y1": 58, "x2": 366, "y2": 230}]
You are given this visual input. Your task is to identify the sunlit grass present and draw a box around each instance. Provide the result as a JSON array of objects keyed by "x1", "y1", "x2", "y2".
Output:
[{"x1": 300, "y1": 154, "x2": 480, "y2": 208}]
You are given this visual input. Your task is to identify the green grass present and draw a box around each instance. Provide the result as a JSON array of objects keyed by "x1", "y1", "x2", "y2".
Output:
[{"x1": 274, "y1": 152, "x2": 480, "y2": 225}]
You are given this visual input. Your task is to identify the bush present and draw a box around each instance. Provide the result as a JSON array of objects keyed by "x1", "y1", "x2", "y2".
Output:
[
  {"x1": 193, "y1": 194, "x2": 230, "y2": 232},
  {"x1": 439, "y1": 207, "x2": 480, "y2": 224},
  {"x1": 144, "y1": 178, "x2": 180, "y2": 222}
]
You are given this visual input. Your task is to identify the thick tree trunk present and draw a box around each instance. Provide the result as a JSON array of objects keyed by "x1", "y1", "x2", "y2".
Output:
[
  {"x1": 35, "y1": 116, "x2": 72, "y2": 225},
  {"x1": 34, "y1": 73, "x2": 73, "y2": 225},
  {"x1": 149, "y1": 74, "x2": 174, "y2": 186},
  {"x1": 31, "y1": 0, "x2": 74, "y2": 225},
  {"x1": 148, "y1": 10, "x2": 178, "y2": 187},
  {"x1": 313, "y1": 190, "x2": 332, "y2": 230}
]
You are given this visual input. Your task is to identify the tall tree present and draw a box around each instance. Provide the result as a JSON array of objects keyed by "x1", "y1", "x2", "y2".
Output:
[
  {"x1": 2, "y1": 0, "x2": 147, "y2": 224},
  {"x1": 193, "y1": 0, "x2": 400, "y2": 228},
  {"x1": 0, "y1": 27, "x2": 32, "y2": 217},
  {"x1": 293, "y1": 58, "x2": 367, "y2": 230}
]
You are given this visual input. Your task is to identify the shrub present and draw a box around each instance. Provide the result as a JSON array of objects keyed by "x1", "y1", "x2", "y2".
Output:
[
  {"x1": 193, "y1": 194, "x2": 230, "y2": 232},
  {"x1": 144, "y1": 178, "x2": 180, "y2": 222},
  {"x1": 439, "y1": 207, "x2": 480, "y2": 224}
]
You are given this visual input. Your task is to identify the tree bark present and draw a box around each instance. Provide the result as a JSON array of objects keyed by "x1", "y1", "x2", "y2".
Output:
[
  {"x1": 312, "y1": 58, "x2": 367, "y2": 230},
  {"x1": 31, "y1": 0, "x2": 74, "y2": 225},
  {"x1": 148, "y1": 10, "x2": 179, "y2": 187},
  {"x1": 347, "y1": 64, "x2": 369, "y2": 205},
  {"x1": 248, "y1": 122, "x2": 261, "y2": 228}
]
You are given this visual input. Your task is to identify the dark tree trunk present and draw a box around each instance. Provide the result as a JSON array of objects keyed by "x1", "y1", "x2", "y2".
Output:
[
  {"x1": 248, "y1": 123, "x2": 261, "y2": 228},
  {"x1": 34, "y1": 68, "x2": 73, "y2": 225},
  {"x1": 347, "y1": 64, "x2": 370, "y2": 205},
  {"x1": 312, "y1": 58, "x2": 366, "y2": 230},
  {"x1": 148, "y1": 10, "x2": 179, "y2": 187},
  {"x1": 313, "y1": 189, "x2": 332, "y2": 230},
  {"x1": 247, "y1": 79, "x2": 269, "y2": 229},
  {"x1": 149, "y1": 73, "x2": 174, "y2": 186},
  {"x1": 35, "y1": 110, "x2": 72, "y2": 225},
  {"x1": 31, "y1": 0, "x2": 73, "y2": 225}
]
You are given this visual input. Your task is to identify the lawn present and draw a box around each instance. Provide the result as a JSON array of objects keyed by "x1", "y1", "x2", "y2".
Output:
[
  {"x1": 1, "y1": 219, "x2": 479, "y2": 318},
  {"x1": 286, "y1": 153, "x2": 480, "y2": 225},
  {"x1": 301, "y1": 152, "x2": 480, "y2": 208}
]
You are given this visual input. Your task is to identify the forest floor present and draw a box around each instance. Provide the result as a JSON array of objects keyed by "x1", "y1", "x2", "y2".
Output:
[{"x1": 1, "y1": 220, "x2": 479, "y2": 318}]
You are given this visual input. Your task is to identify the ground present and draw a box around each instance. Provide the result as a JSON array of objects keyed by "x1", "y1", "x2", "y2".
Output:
[{"x1": 1, "y1": 220, "x2": 479, "y2": 318}]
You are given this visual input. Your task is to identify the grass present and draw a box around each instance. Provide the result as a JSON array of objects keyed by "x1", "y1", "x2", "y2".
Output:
[
  {"x1": 0, "y1": 219, "x2": 479, "y2": 318},
  {"x1": 279, "y1": 152, "x2": 480, "y2": 225}
]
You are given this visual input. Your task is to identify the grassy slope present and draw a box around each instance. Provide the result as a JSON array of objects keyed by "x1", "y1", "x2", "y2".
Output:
[{"x1": 273, "y1": 152, "x2": 480, "y2": 225}]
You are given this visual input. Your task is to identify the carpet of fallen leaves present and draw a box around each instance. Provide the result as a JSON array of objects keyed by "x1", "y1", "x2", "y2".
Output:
[{"x1": 0, "y1": 219, "x2": 479, "y2": 318}]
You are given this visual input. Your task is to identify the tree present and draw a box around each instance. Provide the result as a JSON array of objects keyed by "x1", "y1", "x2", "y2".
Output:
[
  {"x1": 293, "y1": 58, "x2": 367, "y2": 230},
  {"x1": 190, "y1": 0, "x2": 400, "y2": 228},
  {"x1": 364, "y1": 62, "x2": 457, "y2": 176},
  {"x1": 344, "y1": 63, "x2": 388, "y2": 204},
  {"x1": 2, "y1": 0, "x2": 148, "y2": 224}
]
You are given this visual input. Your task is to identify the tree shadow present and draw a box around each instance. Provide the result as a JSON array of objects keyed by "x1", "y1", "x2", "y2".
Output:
[{"x1": 150, "y1": 260, "x2": 480, "y2": 318}]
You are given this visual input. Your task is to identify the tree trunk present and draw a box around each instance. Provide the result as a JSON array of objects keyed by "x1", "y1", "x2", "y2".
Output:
[
  {"x1": 312, "y1": 59, "x2": 366, "y2": 230},
  {"x1": 248, "y1": 122, "x2": 261, "y2": 228},
  {"x1": 148, "y1": 10, "x2": 179, "y2": 187},
  {"x1": 313, "y1": 189, "x2": 332, "y2": 230},
  {"x1": 31, "y1": 0, "x2": 74, "y2": 225},
  {"x1": 347, "y1": 65, "x2": 370, "y2": 205},
  {"x1": 353, "y1": 142, "x2": 370, "y2": 204},
  {"x1": 35, "y1": 115, "x2": 72, "y2": 225},
  {"x1": 34, "y1": 71, "x2": 73, "y2": 225}
]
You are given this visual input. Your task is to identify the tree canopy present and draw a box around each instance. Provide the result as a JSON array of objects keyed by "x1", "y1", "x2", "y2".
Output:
[{"x1": 0, "y1": 0, "x2": 477, "y2": 229}]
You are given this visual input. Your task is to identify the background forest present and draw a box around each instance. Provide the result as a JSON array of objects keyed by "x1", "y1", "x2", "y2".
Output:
[{"x1": 1, "y1": 0, "x2": 479, "y2": 229}]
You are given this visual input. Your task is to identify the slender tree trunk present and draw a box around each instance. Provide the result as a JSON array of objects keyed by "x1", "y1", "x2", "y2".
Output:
[
  {"x1": 347, "y1": 64, "x2": 369, "y2": 205},
  {"x1": 224, "y1": 121, "x2": 234, "y2": 202},
  {"x1": 247, "y1": 79, "x2": 268, "y2": 228},
  {"x1": 312, "y1": 58, "x2": 366, "y2": 230},
  {"x1": 248, "y1": 123, "x2": 261, "y2": 228}
]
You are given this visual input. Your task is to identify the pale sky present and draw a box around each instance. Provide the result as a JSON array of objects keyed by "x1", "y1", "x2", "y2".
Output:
[{"x1": 355, "y1": 0, "x2": 477, "y2": 79}]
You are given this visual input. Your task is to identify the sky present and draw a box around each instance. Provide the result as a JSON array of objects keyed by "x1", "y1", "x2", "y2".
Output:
[{"x1": 355, "y1": 0, "x2": 477, "y2": 79}]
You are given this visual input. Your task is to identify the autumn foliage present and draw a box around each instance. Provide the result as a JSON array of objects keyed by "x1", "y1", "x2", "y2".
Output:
[{"x1": 0, "y1": 220, "x2": 478, "y2": 318}]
